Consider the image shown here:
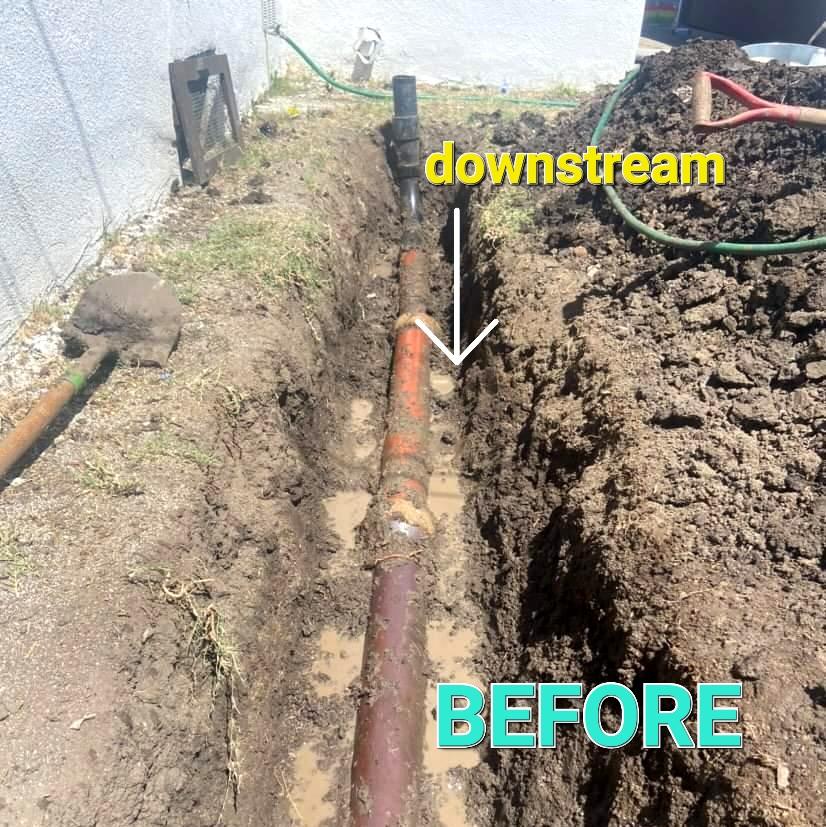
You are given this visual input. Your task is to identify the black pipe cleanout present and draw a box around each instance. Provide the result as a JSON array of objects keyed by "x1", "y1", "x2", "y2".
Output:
[{"x1": 391, "y1": 75, "x2": 421, "y2": 222}]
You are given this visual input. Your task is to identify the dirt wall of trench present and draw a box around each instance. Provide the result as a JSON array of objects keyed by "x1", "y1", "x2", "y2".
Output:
[{"x1": 458, "y1": 40, "x2": 826, "y2": 827}]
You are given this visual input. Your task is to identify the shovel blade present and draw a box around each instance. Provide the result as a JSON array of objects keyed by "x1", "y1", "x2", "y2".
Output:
[{"x1": 62, "y1": 272, "x2": 182, "y2": 367}]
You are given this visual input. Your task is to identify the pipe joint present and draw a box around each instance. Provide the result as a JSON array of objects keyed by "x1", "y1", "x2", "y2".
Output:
[{"x1": 395, "y1": 312, "x2": 441, "y2": 335}]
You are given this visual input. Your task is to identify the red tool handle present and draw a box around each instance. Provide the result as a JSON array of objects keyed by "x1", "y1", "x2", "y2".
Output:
[{"x1": 692, "y1": 71, "x2": 826, "y2": 133}]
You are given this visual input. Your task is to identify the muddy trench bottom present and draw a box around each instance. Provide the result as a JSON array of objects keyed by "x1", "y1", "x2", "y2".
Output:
[{"x1": 291, "y1": 203, "x2": 489, "y2": 826}]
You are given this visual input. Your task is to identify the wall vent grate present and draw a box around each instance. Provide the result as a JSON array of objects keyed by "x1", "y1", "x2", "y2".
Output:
[{"x1": 169, "y1": 53, "x2": 242, "y2": 186}]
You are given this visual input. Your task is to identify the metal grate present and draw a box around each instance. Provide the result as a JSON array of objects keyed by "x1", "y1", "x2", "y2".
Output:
[
  {"x1": 262, "y1": 0, "x2": 280, "y2": 33},
  {"x1": 190, "y1": 74, "x2": 231, "y2": 160},
  {"x1": 169, "y1": 53, "x2": 242, "y2": 186}
]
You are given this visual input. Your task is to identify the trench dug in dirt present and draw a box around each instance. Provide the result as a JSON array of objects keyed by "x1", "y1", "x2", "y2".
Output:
[
  {"x1": 200, "y1": 46, "x2": 825, "y2": 822},
  {"x1": 2, "y1": 38, "x2": 825, "y2": 827}
]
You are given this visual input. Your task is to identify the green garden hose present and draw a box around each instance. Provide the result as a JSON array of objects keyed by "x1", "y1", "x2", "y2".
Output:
[
  {"x1": 592, "y1": 65, "x2": 826, "y2": 256},
  {"x1": 275, "y1": 28, "x2": 578, "y2": 109}
]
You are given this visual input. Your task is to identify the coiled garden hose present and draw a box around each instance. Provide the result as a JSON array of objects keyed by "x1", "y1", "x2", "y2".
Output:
[
  {"x1": 592, "y1": 65, "x2": 826, "y2": 255},
  {"x1": 274, "y1": 27, "x2": 579, "y2": 109}
]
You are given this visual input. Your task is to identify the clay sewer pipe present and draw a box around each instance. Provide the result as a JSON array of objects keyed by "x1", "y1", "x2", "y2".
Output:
[{"x1": 349, "y1": 75, "x2": 435, "y2": 826}]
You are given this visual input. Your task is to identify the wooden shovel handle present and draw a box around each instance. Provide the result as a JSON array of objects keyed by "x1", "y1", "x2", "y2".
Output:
[
  {"x1": 795, "y1": 106, "x2": 826, "y2": 128},
  {"x1": 692, "y1": 69, "x2": 826, "y2": 131},
  {"x1": 692, "y1": 71, "x2": 713, "y2": 127},
  {"x1": 0, "y1": 347, "x2": 108, "y2": 480}
]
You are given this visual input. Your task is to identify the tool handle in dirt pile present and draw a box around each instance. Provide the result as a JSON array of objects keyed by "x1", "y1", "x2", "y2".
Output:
[
  {"x1": 692, "y1": 70, "x2": 826, "y2": 133},
  {"x1": 0, "y1": 345, "x2": 109, "y2": 480},
  {"x1": 691, "y1": 70, "x2": 713, "y2": 125},
  {"x1": 792, "y1": 105, "x2": 826, "y2": 128}
]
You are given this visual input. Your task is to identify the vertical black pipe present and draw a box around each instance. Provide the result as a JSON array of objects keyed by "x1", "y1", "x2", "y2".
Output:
[{"x1": 392, "y1": 75, "x2": 421, "y2": 222}]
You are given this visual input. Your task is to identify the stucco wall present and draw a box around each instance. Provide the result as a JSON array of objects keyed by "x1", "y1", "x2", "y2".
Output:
[
  {"x1": 0, "y1": 1, "x2": 268, "y2": 345},
  {"x1": 275, "y1": 0, "x2": 645, "y2": 89}
]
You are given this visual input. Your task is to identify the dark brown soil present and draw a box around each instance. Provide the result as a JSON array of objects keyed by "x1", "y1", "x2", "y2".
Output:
[
  {"x1": 502, "y1": 39, "x2": 826, "y2": 249},
  {"x1": 459, "y1": 41, "x2": 826, "y2": 827}
]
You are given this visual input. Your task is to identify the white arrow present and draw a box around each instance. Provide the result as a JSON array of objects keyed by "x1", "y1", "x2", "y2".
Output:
[{"x1": 415, "y1": 208, "x2": 499, "y2": 366}]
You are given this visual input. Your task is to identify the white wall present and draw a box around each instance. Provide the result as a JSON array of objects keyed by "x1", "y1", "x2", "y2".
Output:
[
  {"x1": 0, "y1": 1, "x2": 268, "y2": 346},
  {"x1": 275, "y1": 0, "x2": 645, "y2": 89}
]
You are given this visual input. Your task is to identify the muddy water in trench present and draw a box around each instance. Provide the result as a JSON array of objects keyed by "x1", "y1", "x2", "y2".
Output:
[
  {"x1": 288, "y1": 396, "x2": 377, "y2": 826},
  {"x1": 323, "y1": 488, "x2": 371, "y2": 563},
  {"x1": 424, "y1": 370, "x2": 483, "y2": 827}
]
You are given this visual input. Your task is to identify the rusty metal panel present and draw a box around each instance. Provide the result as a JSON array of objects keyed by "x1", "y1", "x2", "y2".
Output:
[
  {"x1": 169, "y1": 52, "x2": 242, "y2": 186},
  {"x1": 678, "y1": 0, "x2": 826, "y2": 44}
]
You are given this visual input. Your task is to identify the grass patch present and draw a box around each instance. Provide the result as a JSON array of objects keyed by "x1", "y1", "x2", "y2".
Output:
[
  {"x1": 220, "y1": 384, "x2": 247, "y2": 418},
  {"x1": 237, "y1": 135, "x2": 282, "y2": 170},
  {"x1": 17, "y1": 300, "x2": 65, "y2": 339},
  {"x1": 414, "y1": 82, "x2": 578, "y2": 124},
  {"x1": 78, "y1": 458, "x2": 143, "y2": 497},
  {"x1": 28, "y1": 300, "x2": 64, "y2": 325},
  {"x1": 267, "y1": 73, "x2": 313, "y2": 97},
  {"x1": 479, "y1": 187, "x2": 534, "y2": 244},
  {"x1": 172, "y1": 281, "x2": 198, "y2": 306},
  {"x1": 241, "y1": 123, "x2": 336, "y2": 175},
  {"x1": 145, "y1": 213, "x2": 329, "y2": 297},
  {"x1": 132, "y1": 433, "x2": 216, "y2": 469},
  {"x1": 129, "y1": 566, "x2": 242, "y2": 810},
  {"x1": 0, "y1": 527, "x2": 35, "y2": 593}
]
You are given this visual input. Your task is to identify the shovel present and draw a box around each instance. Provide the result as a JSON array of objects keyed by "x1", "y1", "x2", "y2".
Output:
[
  {"x1": 692, "y1": 70, "x2": 826, "y2": 133},
  {"x1": 0, "y1": 272, "x2": 182, "y2": 481}
]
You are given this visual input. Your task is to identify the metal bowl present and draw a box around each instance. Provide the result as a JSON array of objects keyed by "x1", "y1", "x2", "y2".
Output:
[{"x1": 742, "y1": 42, "x2": 826, "y2": 67}]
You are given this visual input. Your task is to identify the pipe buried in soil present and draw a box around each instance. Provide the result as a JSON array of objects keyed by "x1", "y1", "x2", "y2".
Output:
[{"x1": 349, "y1": 76, "x2": 433, "y2": 827}]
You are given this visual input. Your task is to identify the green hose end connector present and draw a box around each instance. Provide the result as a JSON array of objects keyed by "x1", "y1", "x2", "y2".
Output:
[
  {"x1": 591, "y1": 65, "x2": 826, "y2": 257},
  {"x1": 64, "y1": 370, "x2": 87, "y2": 394}
]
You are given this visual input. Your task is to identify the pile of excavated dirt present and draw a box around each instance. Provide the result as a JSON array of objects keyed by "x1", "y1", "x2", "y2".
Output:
[
  {"x1": 460, "y1": 41, "x2": 826, "y2": 826},
  {"x1": 500, "y1": 39, "x2": 826, "y2": 248}
]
